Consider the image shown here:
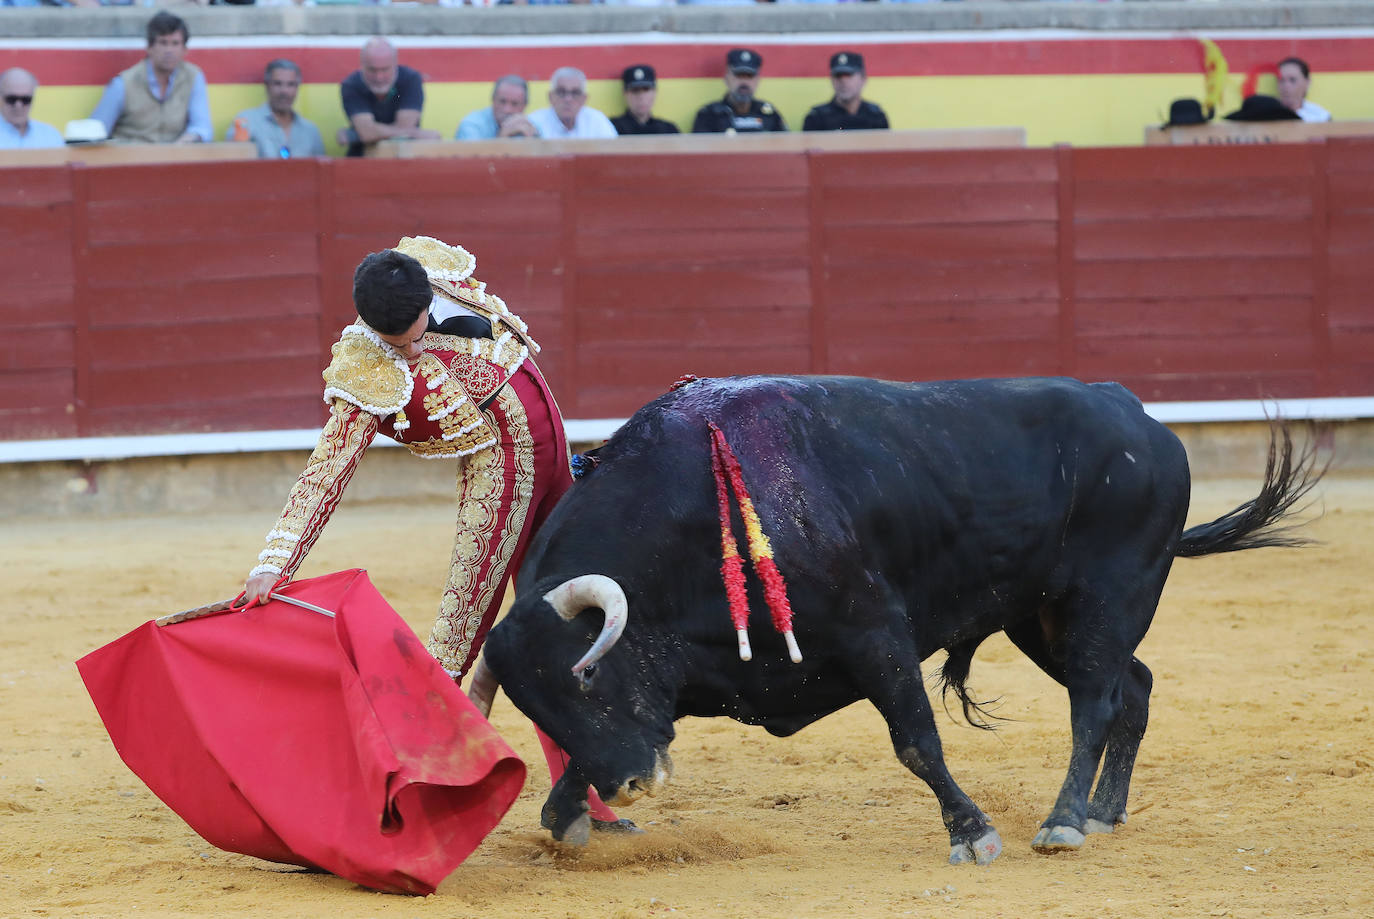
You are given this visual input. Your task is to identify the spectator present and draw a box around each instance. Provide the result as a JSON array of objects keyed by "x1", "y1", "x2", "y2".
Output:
[
  {"x1": 802, "y1": 51, "x2": 889, "y2": 132},
  {"x1": 456, "y1": 75, "x2": 539, "y2": 140},
  {"x1": 527, "y1": 67, "x2": 618, "y2": 139},
  {"x1": 692, "y1": 48, "x2": 786, "y2": 134},
  {"x1": 337, "y1": 37, "x2": 441, "y2": 157},
  {"x1": 89, "y1": 11, "x2": 211, "y2": 144},
  {"x1": 0, "y1": 68, "x2": 64, "y2": 150},
  {"x1": 226, "y1": 59, "x2": 326, "y2": 159},
  {"x1": 610, "y1": 65, "x2": 679, "y2": 135},
  {"x1": 1276, "y1": 57, "x2": 1331, "y2": 123}
]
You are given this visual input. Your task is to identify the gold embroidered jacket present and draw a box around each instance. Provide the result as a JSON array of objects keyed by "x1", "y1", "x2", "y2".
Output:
[{"x1": 249, "y1": 307, "x2": 537, "y2": 582}]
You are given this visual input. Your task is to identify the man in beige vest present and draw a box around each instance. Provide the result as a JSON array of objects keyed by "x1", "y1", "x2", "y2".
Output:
[{"x1": 90, "y1": 11, "x2": 211, "y2": 144}]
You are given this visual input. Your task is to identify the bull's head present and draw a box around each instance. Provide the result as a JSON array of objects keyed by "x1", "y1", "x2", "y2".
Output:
[{"x1": 475, "y1": 574, "x2": 676, "y2": 841}]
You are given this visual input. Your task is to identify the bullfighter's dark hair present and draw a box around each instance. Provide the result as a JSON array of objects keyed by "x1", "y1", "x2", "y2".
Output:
[
  {"x1": 147, "y1": 12, "x2": 189, "y2": 46},
  {"x1": 352, "y1": 250, "x2": 431, "y2": 335}
]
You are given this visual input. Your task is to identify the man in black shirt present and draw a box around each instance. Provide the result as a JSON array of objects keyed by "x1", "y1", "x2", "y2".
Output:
[
  {"x1": 803, "y1": 51, "x2": 889, "y2": 133},
  {"x1": 692, "y1": 48, "x2": 786, "y2": 134},
  {"x1": 611, "y1": 65, "x2": 679, "y2": 135},
  {"x1": 337, "y1": 37, "x2": 441, "y2": 156}
]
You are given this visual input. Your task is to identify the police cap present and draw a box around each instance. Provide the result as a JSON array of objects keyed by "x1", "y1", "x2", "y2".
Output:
[
  {"x1": 830, "y1": 51, "x2": 864, "y2": 75},
  {"x1": 727, "y1": 48, "x2": 762, "y2": 75},
  {"x1": 622, "y1": 64, "x2": 656, "y2": 89}
]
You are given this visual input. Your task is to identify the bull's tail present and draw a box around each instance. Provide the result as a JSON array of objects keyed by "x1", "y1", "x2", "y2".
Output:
[
  {"x1": 937, "y1": 637, "x2": 1007, "y2": 732},
  {"x1": 1176, "y1": 422, "x2": 1326, "y2": 558}
]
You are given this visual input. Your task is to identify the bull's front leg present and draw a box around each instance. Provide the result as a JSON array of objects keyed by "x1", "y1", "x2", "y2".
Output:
[
  {"x1": 888, "y1": 697, "x2": 1003, "y2": 865},
  {"x1": 849, "y1": 629, "x2": 1003, "y2": 866},
  {"x1": 540, "y1": 768, "x2": 592, "y2": 845}
]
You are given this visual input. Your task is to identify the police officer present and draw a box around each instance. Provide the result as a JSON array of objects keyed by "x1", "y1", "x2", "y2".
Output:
[
  {"x1": 611, "y1": 65, "x2": 680, "y2": 135},
  {"x1": 802, "y1": 51, "x2": 889, "y2": 132},
  {"x1": 692, "y1": 48, "x2": 786, "y2": 134}
]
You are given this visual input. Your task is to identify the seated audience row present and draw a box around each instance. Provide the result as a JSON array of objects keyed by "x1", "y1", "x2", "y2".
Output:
[
  {"x1": 458, "y1": 48, "x2": 887, "y2": 141},
  {"x1": 0, "y1": 12, "x2": 1334, "y2": 156}
]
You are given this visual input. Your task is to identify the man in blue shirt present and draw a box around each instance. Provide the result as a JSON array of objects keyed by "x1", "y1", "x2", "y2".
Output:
[
  {"x1": 456, "y1": 75, "x2": 538, "y2": 141},
  {"x1": 337, "y1": 37, "x2": 441, "y2": 157},
  {"x1": 226, "y1": 59, "x2": 326, "y2": 159},
  {"x1": 0, "y1": 68, "x2": 64, "y2": 150},
  {"x1": 89, "y1": 11, "x2": 212, "y2": 144}
]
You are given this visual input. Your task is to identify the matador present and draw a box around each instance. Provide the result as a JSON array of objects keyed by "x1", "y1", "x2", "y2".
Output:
[{"x1": 243, "y1": 237, "x2": 629, "y2": 829}]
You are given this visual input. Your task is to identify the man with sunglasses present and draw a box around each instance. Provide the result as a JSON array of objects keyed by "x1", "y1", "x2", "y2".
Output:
[
  {"x1": 226, "y1": 59, "x2": 326, "y2": 159},
  {"x1": 527, "y1": 67, "x2": 617, "y2": 140},
  {"x1": 0, "y1": 68, "x2": 63, "y2": 150}
]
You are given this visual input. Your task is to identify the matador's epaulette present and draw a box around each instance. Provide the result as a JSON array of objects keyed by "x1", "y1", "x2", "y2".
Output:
[{"x1": 321, "y1": 324, "x2": 414, "y2": 417}]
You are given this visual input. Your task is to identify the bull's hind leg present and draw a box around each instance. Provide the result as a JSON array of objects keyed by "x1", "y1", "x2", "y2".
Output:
[
  {"x1": 849, "y1": 626, "x2": 1003, "y2": 865},
  {"x1": 1084, "y1": 656, "x2": 1152, "y2": 834},
  {"x1": 1004, "y1": 611, "x2": 1154, "y2": 854}
]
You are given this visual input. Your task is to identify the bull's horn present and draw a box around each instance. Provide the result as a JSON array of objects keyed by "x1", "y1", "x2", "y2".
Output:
[
  {"x1": 467, "y1": 657, "x2": 499, "y2": 719},
  {"x1": 543, "y1": 574, "x2": 628, "y2": 675}
]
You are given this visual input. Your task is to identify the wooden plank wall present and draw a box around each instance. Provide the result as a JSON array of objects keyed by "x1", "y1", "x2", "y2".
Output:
[
  {"x1": 813, "y1": 148, "x2": 1063, "y2": 382},
  {"x1": 2, "y1": 141, "x2": 1371, "y2": 441},
  {"x1": 1072, "y1": 144, "x2": 1326, "y2": 402},
  {"x1": 77, "y1": 160, "x2": 326, "y2": 436},
  {"x1": 1326, "y1": 138, "x2": 1374, "y2": 396},
  {"x1": 1, "y1": 167, "x2": 76, "y2": 439},
  {"x1": 566, "y1": 152, "x2": 813, "y2": 417}
]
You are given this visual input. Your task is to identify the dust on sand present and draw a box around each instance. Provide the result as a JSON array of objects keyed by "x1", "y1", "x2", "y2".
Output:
[{"x1": 2, "y1": 477, "x2": 1371, "y2": 919}]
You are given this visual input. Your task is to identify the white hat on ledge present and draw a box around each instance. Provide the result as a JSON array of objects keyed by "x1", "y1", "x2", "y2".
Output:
[{"x1": 64, "y1": 119, "x2": 108, "y2": 145}]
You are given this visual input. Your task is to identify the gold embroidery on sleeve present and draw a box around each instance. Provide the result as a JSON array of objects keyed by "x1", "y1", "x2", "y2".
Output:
[{"x1": 250, "y1": 399, "x2": 378, "y2": 580}]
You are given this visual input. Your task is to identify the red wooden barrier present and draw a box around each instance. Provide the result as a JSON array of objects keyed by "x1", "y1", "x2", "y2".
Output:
[
  {"x1": 2, "y1": 140, "x2": 1372, "y2": 442},
  {"x1": 1, "y1": 166, "x2": 77, "y2": 439}
]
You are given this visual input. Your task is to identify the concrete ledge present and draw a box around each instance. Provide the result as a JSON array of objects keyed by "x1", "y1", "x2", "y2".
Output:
[
  {"x1": 4, "y1": 4, "x2": 1374, "y2": 41},
  {"x1": 4, "y1": 417, "x2": 1370, "y2": 520},
  {"x1": 5, "y1": 397, "x2": 1370, "y2": 465}
]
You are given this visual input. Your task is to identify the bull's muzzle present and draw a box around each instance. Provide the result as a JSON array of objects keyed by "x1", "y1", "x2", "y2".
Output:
[{"x1": 606, "y1": 749, "x2": 673, "y2": 807}]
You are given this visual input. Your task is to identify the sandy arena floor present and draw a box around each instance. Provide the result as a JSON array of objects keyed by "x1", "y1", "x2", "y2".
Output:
[{"x1": 2, "y1": 475, "x2": 1371, "y2": 919}]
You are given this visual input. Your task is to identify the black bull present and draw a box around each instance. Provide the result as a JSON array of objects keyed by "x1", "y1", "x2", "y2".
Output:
[{"x1": 476, "y1": 375, "x2": 1321, "y2": 863}]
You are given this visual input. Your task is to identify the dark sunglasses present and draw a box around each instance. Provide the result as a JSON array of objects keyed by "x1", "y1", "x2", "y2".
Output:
[{"x1": 4, "y1": 95, "x2": 33, "y2": 106}]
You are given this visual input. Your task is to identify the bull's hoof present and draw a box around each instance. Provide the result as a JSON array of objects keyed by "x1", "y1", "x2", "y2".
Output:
[
  {"x1": 553, "y1": 813, "x2": 592, "y2": 846},
  {"x1": 1031, "y1": 825, "x2": 1085, "y2": 853},
  {"x1": 592, "y1": 818, "x2": 645, "y2": 835},
  {"x1": 541, "y1": 798, "x2": 592, "y2": 846},
  {"x1": 1084, "y1": 815, "x2": 1123, "y2": 835},
  {"x1": 949, "y1": 828, "x2": 1003, "y2": 866}
]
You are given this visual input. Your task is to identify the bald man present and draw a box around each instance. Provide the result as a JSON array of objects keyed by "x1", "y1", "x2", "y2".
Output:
[
  {"x1": 0, "y1": 68, "x2": 63, "y2": 150},
  {"x1": 336, "y1": 36, "x2": 441, "y2": 156}
]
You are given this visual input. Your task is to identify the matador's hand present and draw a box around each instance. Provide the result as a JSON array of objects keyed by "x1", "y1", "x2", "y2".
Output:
[{"x1": 243, "y1": 573, "x2": 280, "y2": 607}]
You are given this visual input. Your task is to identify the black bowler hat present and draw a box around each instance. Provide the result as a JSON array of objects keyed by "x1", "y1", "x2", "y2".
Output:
[
  {"x1": 726, "y1": 48, "x2": 762, "y2": 75},
  {"x1": 1163, "y1": 98, "x2": 1209, "y2": 127},
  {"x1": 1224, "y1": 94, "x2": 1302, "y2": 122},
  {"x1": 829, "y1": 51, "x2": 864, "y2": 75},
  {"x1": 622, "y1": 64, "x2": 656, "y2": 89}
]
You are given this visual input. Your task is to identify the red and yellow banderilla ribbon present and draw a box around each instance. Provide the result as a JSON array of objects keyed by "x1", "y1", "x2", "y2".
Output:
[{"x1": 708, "y1": 422, "x2": 801, "y2": 663}]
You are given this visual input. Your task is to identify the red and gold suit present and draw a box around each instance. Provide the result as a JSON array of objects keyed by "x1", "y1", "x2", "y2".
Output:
[
  {"x1": 248, "y1": 237, "x2": 618, "y2": 821},
  {"x1": 250, "y1": 242, "x2": 565, "y2": 677}
]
